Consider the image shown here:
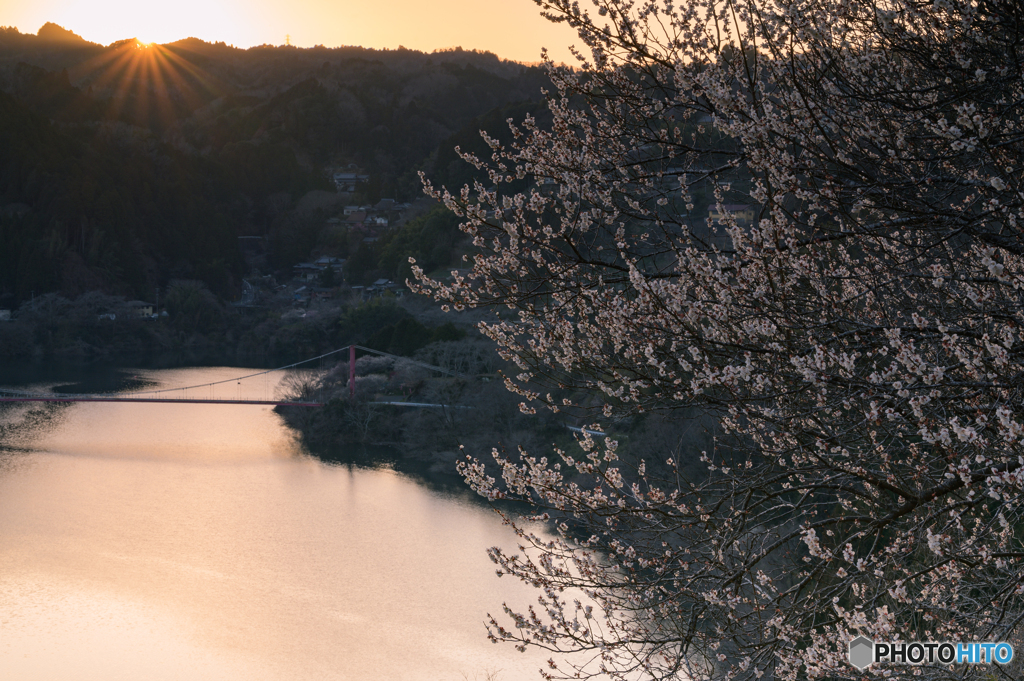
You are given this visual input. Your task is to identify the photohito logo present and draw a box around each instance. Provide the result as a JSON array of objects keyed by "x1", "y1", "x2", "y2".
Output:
[{"x1": 848, "y1": 636, "x2": 1015, "y2": 670}]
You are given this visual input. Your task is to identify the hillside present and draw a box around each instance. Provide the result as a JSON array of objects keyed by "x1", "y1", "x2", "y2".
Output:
[{"x1": 0, "y1": 25, "x2": 551, "y2": 306}]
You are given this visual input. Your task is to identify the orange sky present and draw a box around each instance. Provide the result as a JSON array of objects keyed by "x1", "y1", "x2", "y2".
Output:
[{"x1": 0, "y1": 0, "x2": 581, "y2": 63}]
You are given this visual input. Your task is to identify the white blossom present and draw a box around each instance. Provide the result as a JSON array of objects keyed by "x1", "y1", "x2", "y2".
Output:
[{"x1": 414, "y1": 0, "x2": 1024, "y2": 679}]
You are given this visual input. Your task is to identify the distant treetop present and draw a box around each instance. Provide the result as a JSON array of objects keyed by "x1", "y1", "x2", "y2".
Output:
[{"x1": 36, "y1": 23, "x2": 94, "y2": 45}]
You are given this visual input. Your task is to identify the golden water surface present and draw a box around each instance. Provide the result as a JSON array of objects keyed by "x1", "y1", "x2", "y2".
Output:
[{"x1": 0, "y1": 367, "x2": 547, "y2": 681}]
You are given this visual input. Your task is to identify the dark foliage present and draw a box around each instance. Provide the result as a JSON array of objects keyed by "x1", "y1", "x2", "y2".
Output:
[
  {"x1": 364, "y1": 316, "x2": 466, "y2": 357},
  {"x1": 376, "y1": 205, "x2": 463, "y2": 282},
  {"x1": 0, "y1": 26, "x2": 552, "y2": 305}
]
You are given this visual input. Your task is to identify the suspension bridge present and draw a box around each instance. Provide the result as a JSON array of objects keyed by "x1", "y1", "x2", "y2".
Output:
[{"x1": 0, "y1": 345, "x2": 461, "y2": 407}]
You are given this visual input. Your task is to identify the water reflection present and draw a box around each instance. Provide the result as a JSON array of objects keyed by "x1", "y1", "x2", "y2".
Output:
[{"x1": 0, "y1": 367, "x2": 548, "y2": 681}]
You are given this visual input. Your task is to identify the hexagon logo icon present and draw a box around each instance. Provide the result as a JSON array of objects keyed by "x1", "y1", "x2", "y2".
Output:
[{"x1": 849, "y1": 636, "x2": 874, "y2": 670}]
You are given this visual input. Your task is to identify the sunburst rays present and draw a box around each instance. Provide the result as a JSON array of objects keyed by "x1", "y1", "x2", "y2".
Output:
[{"x1": 69, "y1": 39, "x2": 225, "y2": 128}]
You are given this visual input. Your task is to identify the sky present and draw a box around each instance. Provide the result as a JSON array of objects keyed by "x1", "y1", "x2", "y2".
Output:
[{"x1": 0, "y1": 0, "x2": 581, "y2": 64}]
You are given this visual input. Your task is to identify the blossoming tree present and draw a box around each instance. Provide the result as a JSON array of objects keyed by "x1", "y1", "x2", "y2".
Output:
[{"x1": 414, "y1": 0, "x2": 1024, "y2": 678}]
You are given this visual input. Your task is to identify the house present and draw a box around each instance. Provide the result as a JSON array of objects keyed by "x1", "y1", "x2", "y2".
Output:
[
  {"x1": 333, "y1": 170, "x2": 370, "y2": 192},
  {"x1": 708, "y1": 204, "x2": 755, "y2": 226},
  {"x1": 127, "y1": 301, "x2": 155, "y2": 317},
  {"x1": 293, "y1": 263, "x2": 322, "y2": 281},
  {"x1": 312, "y1": 287, "x2": 335, "y2": 300},
  {"x1": 314, "y1": 256, "x2": 345, "y2": 271},
  {"x1": 362, "y1": 278, "x2": 398, "y2": 298}
]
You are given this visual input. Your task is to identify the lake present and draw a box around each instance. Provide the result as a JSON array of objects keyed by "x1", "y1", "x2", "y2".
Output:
[{"x1": 0, "y1": 365, "x2": 551, "y2": 681}]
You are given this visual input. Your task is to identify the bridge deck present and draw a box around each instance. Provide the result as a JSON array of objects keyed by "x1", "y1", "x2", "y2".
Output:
[{"x1": 0, "y1": 344, "x2": 462, "y2": 409}]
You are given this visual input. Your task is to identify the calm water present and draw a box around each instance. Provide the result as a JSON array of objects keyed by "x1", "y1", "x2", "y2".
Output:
[{"x1": 0, "y1": 367, "x2": 549, "y2": 681}]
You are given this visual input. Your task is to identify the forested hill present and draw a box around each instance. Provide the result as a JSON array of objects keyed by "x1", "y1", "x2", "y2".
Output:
[{"x1": 0, "y1": 24, "x2": 551, "y2": 305}]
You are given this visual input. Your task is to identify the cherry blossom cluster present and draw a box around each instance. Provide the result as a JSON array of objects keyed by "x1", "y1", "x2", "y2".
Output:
[{"x1": 415, "y1": 0, "x2": 1024, "y2": 678}]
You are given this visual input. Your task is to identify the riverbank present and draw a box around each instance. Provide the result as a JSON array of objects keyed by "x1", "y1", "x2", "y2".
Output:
[
  {"x1": 274, "y1": 349, "x2": 718, "y2": 493},
  {"x1": 275, "y1": 359, "x2": 571, "y2": 481}
]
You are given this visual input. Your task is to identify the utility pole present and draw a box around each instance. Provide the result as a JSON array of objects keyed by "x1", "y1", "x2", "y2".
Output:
[{"x1": 349, "y1": 345, "x2": 356, "y2": 399}]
